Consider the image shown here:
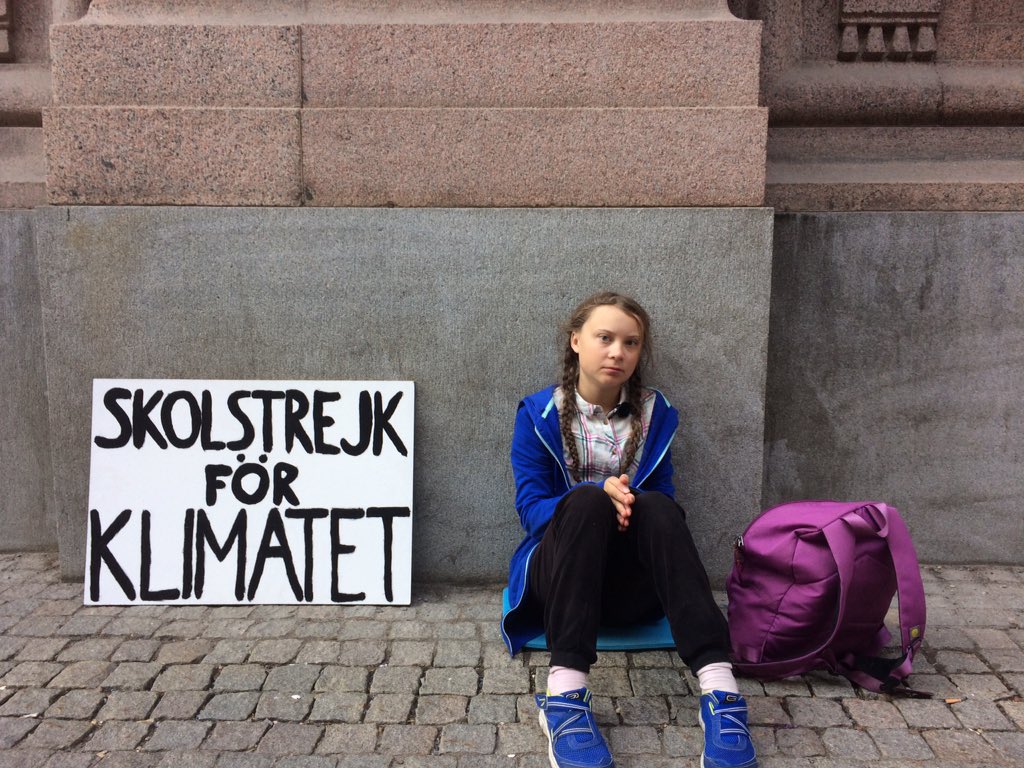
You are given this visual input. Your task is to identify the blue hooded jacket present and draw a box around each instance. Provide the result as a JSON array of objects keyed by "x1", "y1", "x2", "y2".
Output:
[{"x1": 499, "y1": 384, "x2": 680, "y2": 656}]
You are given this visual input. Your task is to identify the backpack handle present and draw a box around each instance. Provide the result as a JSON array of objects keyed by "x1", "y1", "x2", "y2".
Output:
[{"x1": 734, "y1": 502, "x2": 926, "y2": 686}]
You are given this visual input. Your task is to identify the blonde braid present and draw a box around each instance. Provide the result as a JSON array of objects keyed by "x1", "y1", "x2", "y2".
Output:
[
  {"x1": 619, "y1": 377, "x2": 645, "y2": 477},
  {"x1": 559, "y1": 347, "x2": 583, "y2": 483}
]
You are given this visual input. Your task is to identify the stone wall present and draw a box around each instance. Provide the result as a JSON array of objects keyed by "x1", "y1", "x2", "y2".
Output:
[
  {"x1": 35, "y1": 206, "x2": 774, "y2": 583},
  {"x1": 0, "y1": 209, "x2": 56, "y2": 551},
  {"x1": 765, "y1": 211, "x2": 1024, "y2": 564}
]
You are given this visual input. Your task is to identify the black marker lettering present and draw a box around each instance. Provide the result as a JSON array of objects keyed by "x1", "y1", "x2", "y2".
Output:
[
  {"x1": 248, "y1": 508, "x2": 302, "y2": 601},
  {"x1": 140, "y1": 510, "x2": 181, "y2": 601},
  {"x1": 373, "y1": 391, "x2": 408, "y2": 457},
  {"x1": 341, "y1": 390, "x2": 372, "y2": 455},
  {"x1": 330, "y1": 508, "x2": 366, "y2": 602},
  {"x1": 250, "y1": 390, "x2": 285, "y2": 452},
  {"x1": 94, "y1": 388, "x2": 133, "y2": 448},
  {"x1": 182, "y1": 508, "x2": 195, "y2": 599},
  {"x1": 366, "y1": 507, "x2": 411, "y2": 602},
  {"x1": 285, "y1": 508, "x2": 329, "y2": 601},
  {"x1": 200, "y1": 390, "x2": 226, "y2": 450},
  {"x1": 132, "y1": 389, "x2": 168, "y2": 449},
  {"x1": 89, "y1": 508, "x2": 136, "y2": 602},
  {"x1": 285, "y1": 390, "x2": 313, "y2": 454},
  {"x1": 161, "y1": 391, "x2": 201, "y2": 449},
  {"x1": 226, "y1": 391, "x2": 255, "y2": 451},
  {"x1": 273, "y1": 462, "x2": 301, "y2": 506},
  {"x1": 194, "y1": 509, "x2": 247, "y2": 600},
  {"x1": 205, "y1": 464, "x2": 233, "y2": 506},
  {"x1": 313, "y1": 390, "x2": 341, "y2": 455}
]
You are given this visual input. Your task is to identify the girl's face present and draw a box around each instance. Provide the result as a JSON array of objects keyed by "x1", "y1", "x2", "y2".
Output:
[{"x1": 570, "y1": 304, "x2": 643, "y2": 406}]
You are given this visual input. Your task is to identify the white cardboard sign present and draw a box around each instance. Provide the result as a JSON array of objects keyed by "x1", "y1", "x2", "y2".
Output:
[{"x1": 85, "y1": 379, "x2": 414, "y2": 605}]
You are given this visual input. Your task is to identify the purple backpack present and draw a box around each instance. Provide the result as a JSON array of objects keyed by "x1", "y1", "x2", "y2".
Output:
[{"x1": 727, "y1": 501, "x2": 929, "y2": 695}]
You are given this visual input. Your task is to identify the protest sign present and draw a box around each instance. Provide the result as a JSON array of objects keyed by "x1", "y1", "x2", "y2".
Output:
[{"x1": 85, "y1": 380, "x2": 414, "y2": 605}]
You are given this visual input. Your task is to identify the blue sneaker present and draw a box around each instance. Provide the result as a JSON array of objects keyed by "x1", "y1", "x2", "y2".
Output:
[
  {"x1": 535, "y1": 687, "x2": 614, "y2": 768},
  {"x1": 698, "y1": 690, "x2": 758, "y2": 768}
]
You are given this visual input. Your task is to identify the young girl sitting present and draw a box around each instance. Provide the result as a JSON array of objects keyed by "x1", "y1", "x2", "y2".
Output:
[{"x1": 500, "y1": 291, "x2": 757, "y2": 768}]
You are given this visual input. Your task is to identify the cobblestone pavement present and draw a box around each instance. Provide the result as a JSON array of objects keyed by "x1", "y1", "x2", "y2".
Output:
[{"x1": 1, "y1": 553, "x2": 1022, "y2": 767}]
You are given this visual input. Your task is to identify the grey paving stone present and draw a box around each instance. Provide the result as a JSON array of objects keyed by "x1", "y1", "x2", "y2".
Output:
[
  {"x1": 334, "y1": 757, "x2": 389, "y2": 768},
  {"x1": 921, "y1": 728, "x2": 1002, "y2": 763},
  {"x1": 434, "y1": 641, "x2": 481, "y2": 667},
  {"x1": 983, "y1": 731, "x2": 1024, "y2": 763},
  {"x1": 964, "y1": 628, "x2": 1018, "y2": 649},
  {"x1": 949, "y1": 673, "x2": 1012, "y2": 697},
  {"x1": 455, "y1": 757, "x2": 517, "y2": 768},
  {"x1": 389, "y1": 641, "x2": 435, "y2": 667},
  {"x1": 213, "y1": 664, "x2": 267, "y2": 691},
  {"x1": 202, "y1": 721, "x2": 271, "y2": 751},
  {"x1": 154, "y1": 750, "x2": 219, "y2": 768},
  {"x1": 378, "y1": 724, "x2": 438, "y2": 755},
  {"x1": 43, "y1": 689, "x2": 106, "y2": 720},
  {"x1": 762, "y1": 679, "x2": 812, "y2": 697},
  {"x1": 335, "y1": 641, "x2": 387, "y2": 667},
  {"x1": 893, "y1": 699, "x2": 961, "y2": 729},
  {"x1": 203, "y1": 640, "x2": 257, "y2": 664},
  {"x1": 216, "y1": 753, "x2": 275, "y2": 768},
  {"x1": 466, "y1": 695, "x2": 513, "y2": 725},
  {"x1": 101, "y1": 617, "x2": 164, "y2": 636},
  {"x1": 481, "y1": 667, "x2": 529, "y2": 695},
  {"x1": 15, "y1": 639, "x2": 70, "y2": 661},
  {"x1": 618, "y1": 695, "x2": 670, "y2": 725},
  {"x1": 842, "y1": 698, "x2": 905, "y2": 728},
  {"x1": 151, "y1": 664, "x2": 216, "y2": 691},
  {"x1": 439, "y1": 724, "x2": 496, "y2": 754},
  {"x1": 627, "y1": 667, "x2": 687, "y2": 695},
  {"x1": 749, "y1": 725, "x2": 777, "y2": 757},
  {"x1": 96, "y1": 690, "x2": 160, "y2": 721},
  {"x1": 48, "y1": 660, "x2": 115, "y2": 688},
  {"x1": 20, "y1": 718, "x2": 93, "y2": 749},
  {"x1": 364, "y1": 693, "x2": 414, "y2": 724},
  {"x1": 57, "y1": 638, "x2": 122, "y2": 662},
  {"x1": 390, "y1": 621, "x2": 437, "y2": 641},
  {"x1": 787, "y1": 697, "x2": 851, "y2": 728},
  {"x1": 1, "y1": 661, "x2": 63, "y2": 686},
  {"x1": 868, "y1": 729, "x2": 933, "y2": 761},
  {"x1": 663, "y1": 725, "x2": 704, "y2": 757},
  {"x1": 249, "y1": 639, "x2": 303, "y2": 664},
  {"x1": 316, "y1": 723, "x2": 378, "y2": 754},
  {"x1": 80, "y1": 720, "x2": 151, "y2": 752},
  {"x1": 296, "y1": 641, "x2": 342, "y2": 664},
  {"x1": 275, "y1": 757, "x2": 337, "y2": 768},
  {"x1": 264, "y1": 664, "x2": 323, "y2": 692},
  {"x1": 197, "y1": 692, "x2": 261, "y2": 721},
  {"x1": 370, "y1": 665, "x2": 423, "y2": 694},
  {"x1": 821, "y1": 727, "x2": 879, "y2": 759},
  {"x1": 156, "y1": 640, "x2": 215, "y2": 664},
  {"x1": 981, "y1": 648, "x2": 1024, "y2": 672},
  {"x1": 315, "y1": 666, "x2": 369, "y2": 693},
  {"x1": 156, "y1": 620, "x2": 207, "y2": 638},
  {"x1": 495, "y1": 722, "x2": 545, "y2": 754},
  {"x1": 775, "y1": 727, "x2": 825, "y2": 757},
  {"x1": 1002, "y1": 700, "x2": 1024, "y2": 729},
  {"x1": 255, "y1": 691, "x2": 315, "y2": 721},
  {"x1": 421, "y1": 668, "x2": 478, "y2": 696},
  {"x1": 111, "y1": 639, "x2": 162, "y2": 662},
  {"x1": 436, "y1": 623, "x2": 478, "y2": 640},
  {"x1": 804, "y1": 672, "x2": 855, "y2": 698},
  {"x1": 396, "y1": 758, "x2": 457, "y2": 768},
  {"x1": 255, "y1": 723, "x2": 324, "y2": 756},
  {"x1": 11, "y1": 617, "x2": 69, "y2": 637},
  {"x1": 591, "y1": 695, "x2": 619, "y2": 727},
  {"x1": 307, "y1": 692, "x2": 367, "y2": 723},
  {"x1": 413, "y1": 696, "x2": 468, "y2": 724},
  {"x1": 100, "y1": 662, "x2": 164, "y2": 689},
  {"x1": 151, "y1": 691, "x2": 210, "y2": 720},
  {"x1": 746, "y1": 696, "x2": 790, "y2": 726},
  {"x1": 0, "y1": 750, "x2": 61, "y2": 768},
  {"x1": 607, "y1": 725, "x2": 660, "y2": 754},
  {"x1": 142, "y1": 720, "x2": 213, "y2": 751},
  {"x1": 0, "y1": 636, "x2": 28, "y2": 660},
  {"x1": 934, "y1": 650, "x2": 991, "y2": 674},
  {"x1": 42, "y1": 751, "x2": 97, "y2": 768},
  {"x1": 0, "y1": 688, "x2": 62, "y2": 716},
  {"x1": 950, "y1": 698, "x2": 1015, "y2": 730},
  {"x1": 56, "y1": 616, "x2": 112, "y2": 636}
]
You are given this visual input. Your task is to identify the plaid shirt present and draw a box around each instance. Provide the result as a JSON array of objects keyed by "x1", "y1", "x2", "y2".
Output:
[{"x1": 554, "y1": 386, "x2": 657, "y2": 483}]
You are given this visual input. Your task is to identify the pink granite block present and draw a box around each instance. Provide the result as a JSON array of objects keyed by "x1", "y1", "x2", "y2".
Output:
[
  {"x1": 44, "y1": 106, "x2": 301, "y2": 205},
  {"x1": 301, "y1": 107, "x2": 767, "y2": 207},
  {"x1": 50, "y1": 24, "x2": 301, "y2": 106},
  {"x1": 0, "y1": 127, "x2": 46, "y2": 208},
  {"x1": 302, "y1": 21, "x2": 761, "y2": 108}
]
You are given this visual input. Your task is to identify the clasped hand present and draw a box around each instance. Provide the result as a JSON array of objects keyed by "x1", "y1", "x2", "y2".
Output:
[{"x1": 603, "y1": 473, "x2": 634, "y2": 532}]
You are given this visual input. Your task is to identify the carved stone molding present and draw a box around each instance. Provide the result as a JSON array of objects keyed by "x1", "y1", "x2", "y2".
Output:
[
  {"x1": 839, "y1": 0, "x2": 942, "y2": 62},
  {"x1": 1, "y1": 0, "x2": 13, "y2": 62}
]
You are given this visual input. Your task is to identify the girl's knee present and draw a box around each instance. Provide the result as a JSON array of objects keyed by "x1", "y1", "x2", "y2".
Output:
[
  {"x1": 632, "y1": 492, "x2": 688, "y2": 533},
  {"x1": 558, "y1": 484, "x2": 617, "y2": 526}
]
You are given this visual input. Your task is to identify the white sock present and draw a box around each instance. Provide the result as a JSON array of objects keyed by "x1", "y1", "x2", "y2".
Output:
[
  {"x1": 696, "y1": 662, "x2": 739, "y2": 694},
  {"x1": 547, "y1": 666, "x2": 589, "y2": 695}
]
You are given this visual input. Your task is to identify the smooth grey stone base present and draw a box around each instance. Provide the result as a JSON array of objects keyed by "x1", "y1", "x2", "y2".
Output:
[
  {"x1": 0, "y1": 210, "x2": 56, "y2": 551},
  {"x1": 765, "y1": 212, "x2": 1024, "y2": 564},
  {"x1": 34, "y1": 206, "x2": 774, "y2": 584}
]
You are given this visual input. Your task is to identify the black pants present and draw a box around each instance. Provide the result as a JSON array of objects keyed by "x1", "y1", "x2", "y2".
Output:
[{"x1": 527, "y1": 484, "x2": 731, "y2": 674}]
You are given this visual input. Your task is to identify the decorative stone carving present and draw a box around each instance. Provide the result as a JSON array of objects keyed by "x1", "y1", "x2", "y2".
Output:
[
  {"x1": 1, "y1": 0, "x2": 13, "y2": 62},
  {"x1": 839, "y1": 0, "x2": 942, "y2": 62}
]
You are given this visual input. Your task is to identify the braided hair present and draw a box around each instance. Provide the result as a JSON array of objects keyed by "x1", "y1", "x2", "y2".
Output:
[{"x1": 558, "y1": 292, "x2": 652, "y2": 483}]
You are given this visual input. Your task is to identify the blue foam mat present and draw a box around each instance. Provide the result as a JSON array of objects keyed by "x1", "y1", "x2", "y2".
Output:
[{"x1": 501, "y1": 587, "x2": 675, "y2": 651}]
